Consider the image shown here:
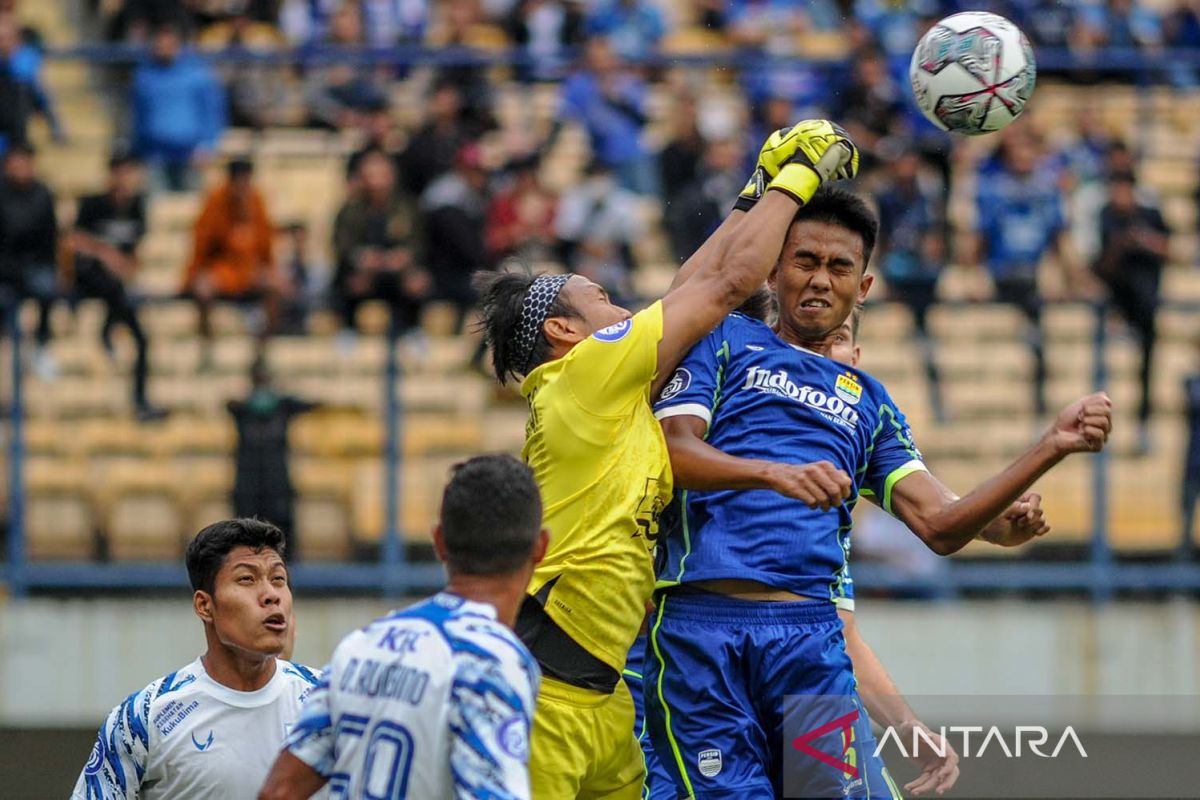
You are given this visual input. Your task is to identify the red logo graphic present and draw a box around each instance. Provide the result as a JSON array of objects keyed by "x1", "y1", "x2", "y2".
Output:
[{"x1": 791, "y1": 710, "x2": 859, "y2": 778}]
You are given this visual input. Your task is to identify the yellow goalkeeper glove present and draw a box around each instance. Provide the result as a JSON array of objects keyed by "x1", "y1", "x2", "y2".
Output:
[
  {"x1": 767, "y1": 120, "x2": 860, "y2": 206},
  {"x1": 734, "y1": 120, "x2": 860, "y2": 211}
]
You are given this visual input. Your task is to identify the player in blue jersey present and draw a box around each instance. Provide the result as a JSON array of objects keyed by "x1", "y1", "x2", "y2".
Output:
[
  {"x1": 259, "y1": 454, "x2": 549, "y2": 800},
  {"x1": 645, "y1": 187, "x2": 1112, "y2": 799},
  {"x1": 72, "y1": 519, "x2": 321, "y2": 800}
]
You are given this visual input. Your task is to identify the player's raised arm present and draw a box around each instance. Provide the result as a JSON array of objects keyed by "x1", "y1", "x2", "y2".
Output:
[
  {"x1": 653, "y1": 121, "x2": 859, "y2": 396},
  {"x1": 884, "y1": 392, "x2": 1113, "y2": 555}
]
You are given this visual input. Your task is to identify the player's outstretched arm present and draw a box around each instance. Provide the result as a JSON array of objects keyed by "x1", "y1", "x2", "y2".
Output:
[
  {"x1": 653, "y1": 122, "x2": 858, "y2": 397},
  {"x1": 660, "y1": 415, "x2": 852, "y2": 511},
  {"x1": 840, "y1": 610, "x2": 960, "y2": 797},
  {"x1": 888, "y1": 392, "x2": 1113, "y2": 555},
  {"x1": 258, "y1": 751, "x2": 328, "y2": 800}
]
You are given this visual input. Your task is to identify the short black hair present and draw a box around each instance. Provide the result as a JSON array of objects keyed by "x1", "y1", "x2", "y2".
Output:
[
  {"x1": 5, "y1": 140, "x2": 35, "y2": 158},
  {"x1": 473, "y1": 269, "x2": 580, "y2": 384},
  {"x1": 185, "y1": 518, "x2": 285, "y2": 594},
  {"x1": 789, "y1": 186, "x2": 879, "y2": 270},
  {"x1": 735, "y1": 285, "x2": 775, "y2": 323},
  {"x1": 439, "y1": 454, "x2": 542, "y2": 575},
  {"x1": 227, "y1": 158, "x2": 254, "y2": 179},
  {"x1": 109, "y1": 151, "x2": 140, "y2": 170}
]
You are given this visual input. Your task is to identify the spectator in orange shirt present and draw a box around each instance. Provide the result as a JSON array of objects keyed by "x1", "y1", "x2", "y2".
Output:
[{"x1": 183, "y1": 159, "x2": 281, "y2": 356}]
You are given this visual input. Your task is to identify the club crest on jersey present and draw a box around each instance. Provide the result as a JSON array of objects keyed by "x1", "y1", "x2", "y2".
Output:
[
  {"x1": 835, "y1": 373, "x2": 863, "y2": 406},
  {"x1": 191, "y1": 730, "x2": 215, "y2": 751},
  {"x1": 593, "y1": 318, "x2": 632, "y2": 342},
  {"x1": 660, "y1": 368, "x2": 691, "y2": 401},
  {"x1": 698, "y1": 748, "x2": 723, "y2": 778},
  {"x1": 498, "y1": 716, "x2": 529, "y2": 760},
  {"x1": 742, "y1": 366, "x2": 859, "y2": 430}
]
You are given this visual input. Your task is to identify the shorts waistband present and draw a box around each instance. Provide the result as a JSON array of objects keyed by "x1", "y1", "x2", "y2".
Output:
[
  {"x1": 536, "y1": 675, "x2": 617, "y2": 708},
  {"x1": 655, "y1": 587, "x2": 840, "y2": 624}
]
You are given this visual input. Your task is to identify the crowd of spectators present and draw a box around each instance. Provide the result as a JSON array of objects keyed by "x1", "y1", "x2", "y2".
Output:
[{"x1": 0, "y1": 0, "x2": 1187, "y2": 453}]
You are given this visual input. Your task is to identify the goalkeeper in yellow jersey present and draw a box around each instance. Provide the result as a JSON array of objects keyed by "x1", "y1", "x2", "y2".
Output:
[{"x1": 474, "y1": 121, "x2": 860, "y2": 799}]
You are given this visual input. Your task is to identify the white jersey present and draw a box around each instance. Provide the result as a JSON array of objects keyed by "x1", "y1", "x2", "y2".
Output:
[
  {"x1": 285, "y1": 591, "x2": 540, "y2": 799},
  {"x1": 72, "y1": 657, "x2": 322, "y2": 800}
]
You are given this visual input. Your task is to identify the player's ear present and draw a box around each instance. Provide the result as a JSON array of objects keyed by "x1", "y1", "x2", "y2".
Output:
[
  {"x1": 851, "y1": 345, "x2": 861, "y2": 367},
  {"x1": 766, "y1": 264, "x2": 779, "y2": 292},
  {"x1": 431, "y1": 524, "x2": 449, "y2": 565},
  {"x1": 193, "y1": 590, "x2": 215, "y2": 624},
  {"x1": 543, "y1": 315, "x2": 585, "y2": 349},
  {"x1": 856, "y1": 271, "x2": 874, "y2": 303},
  {"x1": 531, "y1": 528, "x2": 550, "y2": 566}
]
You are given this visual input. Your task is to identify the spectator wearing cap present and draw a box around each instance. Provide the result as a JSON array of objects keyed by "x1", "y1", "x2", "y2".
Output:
[
  {"x1": 183, "y1": 159, "x2": 282, "y2": 357},
  {"x1": 557, "y1": 37, "x2": 657, "y2": 195},
  {"x1": 420, "y1": 143, "x2": 489, "y2": 329},
  {"x1": 70, "y1": 153, "x2": 166, "y2": 422},
  {"x1": 0, "y1": 141, "x2": 58, "y2": 379},
  {"x1": 584, "y1": 0, "x2": 667, "y2": 62},
  {"x1": 332, "y1": 148, "x2": 430, "y2": 338},
  {"x1": 130, "y1": 23, "x2": 226, "y2": 192},
  {"x1": 1095, "y1": 170, "x2": 1170, "y2": 453}
]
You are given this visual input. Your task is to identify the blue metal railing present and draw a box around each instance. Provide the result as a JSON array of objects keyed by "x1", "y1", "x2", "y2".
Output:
[{"x1": 2, "y1": 299, "x2": 1196, "y2": 600}]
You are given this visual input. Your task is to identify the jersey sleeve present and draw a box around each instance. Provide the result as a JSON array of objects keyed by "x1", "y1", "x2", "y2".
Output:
[
  {"x1": 560, "y1": 300, "x2": 664, "y2": 417},
  {"x1": 652, "y1": 317, "x2": 731, "y2": 430},
  {"x1": 71, "y1": 688, "x2": 152, "y2": 800},
  {"x1": 448, "y1": 643, "x2": 539, "y2": 800},
  {"x1": 859, "y1": 392, "x2": 927, "y2": 516},
  {"x1": 282, "y1": 670, "x2": 336, "y2": 778}
]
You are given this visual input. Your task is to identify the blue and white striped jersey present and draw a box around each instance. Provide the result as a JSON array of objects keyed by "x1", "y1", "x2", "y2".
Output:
[
  {"x1": 72, "y1": 658, "x2": 322, "y2": 800},
  {"x1": 285, "y1": 591, "x2": 541, "y2": 799}
]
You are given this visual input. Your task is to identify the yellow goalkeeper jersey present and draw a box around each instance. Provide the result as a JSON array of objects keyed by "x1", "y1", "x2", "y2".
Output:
[{"x1": 520, "y1": 300, "x2": 673, "y2": 674}]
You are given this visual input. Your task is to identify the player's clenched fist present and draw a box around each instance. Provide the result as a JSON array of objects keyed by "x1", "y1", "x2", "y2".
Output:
[
  {"x1": 763, "y1": 460, "x2": 853, "y2": 511},
  {"x1": 734, "y1": 120, "x2": 860, "y2": 212},
  {"x1": 978, "y1": 491, "x2": 1051, "y2": 547},
  {"x1": 1047, "y1": 391, "x2": 1114, "y2": 454}
]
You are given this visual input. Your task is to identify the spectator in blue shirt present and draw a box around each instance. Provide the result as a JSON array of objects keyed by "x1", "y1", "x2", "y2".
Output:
[
  {"x1": 975, "y1": 131, "x2": 1084, "y2": 416},
  {"x1": 0, "y1": 15, "x2": 64, "y2": 155},
  {"x1": 130, "y1": 24, "x2": 226, "y2": 192},
  {"x1": 585, "y1": 0, "x2": 667, "y2": 61},
  {"x1": 558, "y1": 38, "x2": 656, "y2": 195}
]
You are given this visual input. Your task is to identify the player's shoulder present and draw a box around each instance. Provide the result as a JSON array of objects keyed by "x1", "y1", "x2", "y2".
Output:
[
  {"x1": 276, "y1": 659, "x2": 323, "y2": 688},
  {"x1": 105, "y1": 659, "x2": 205, "y2": 732}
]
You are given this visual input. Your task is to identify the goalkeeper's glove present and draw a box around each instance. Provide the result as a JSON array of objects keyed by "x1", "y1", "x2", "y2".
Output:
[
  {"x1": 734, "y1": 120, "x2": 860, "y2": 212},
  {"x1": 767, "y1": 120, "x2": 860, "y2": 206}
]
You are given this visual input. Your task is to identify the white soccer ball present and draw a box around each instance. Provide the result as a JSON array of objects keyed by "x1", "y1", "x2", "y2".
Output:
[{"x1": 909, "y1": 12, "x2": 1037, "y2": 136}]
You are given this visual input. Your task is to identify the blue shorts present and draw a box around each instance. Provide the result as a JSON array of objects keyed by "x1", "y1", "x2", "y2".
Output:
[
  {"x1": 644, "y1": 590, "x2": 899, "y2": 799},
  {"x1": 625, "y1": 632, "x2": 675, "y2": 800}
]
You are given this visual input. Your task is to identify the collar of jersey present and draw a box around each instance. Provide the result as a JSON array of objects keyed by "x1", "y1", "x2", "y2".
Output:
[
  {"x1": 192, "y1": 657, "x2": 287, "y2": 708},
  {"x1": 766, "y1": 323, "x2": 827, "y2": 359},
  {"x1": 436, "y1": 591, "x2": 500, "y2": 620}
]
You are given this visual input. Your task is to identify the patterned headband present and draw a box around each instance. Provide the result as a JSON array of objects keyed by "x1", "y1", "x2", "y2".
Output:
[{"x1": 515, "y1": 273, "x2": 572, "y2": 375}]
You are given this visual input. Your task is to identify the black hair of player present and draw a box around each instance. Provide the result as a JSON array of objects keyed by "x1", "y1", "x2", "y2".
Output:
[
  {"x1": 735, "y1": 286, "x2": 775, "y2": 323},
  {"x1": 439, "y1": 454, "x2": 543, "y2": 575},
  {"x1": 790, "y1": 186, "x2": 879, "y2": 270},
  {"x1": 186, "y1": 518, "x2": 286, "y2": 595},
  {"x1": 473, "y1": 269, "x2": 581, "y2": 384}
]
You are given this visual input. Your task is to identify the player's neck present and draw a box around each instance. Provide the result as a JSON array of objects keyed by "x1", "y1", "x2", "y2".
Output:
[
  {"x1": 444, "y1": 574, "x2": 526, "y2": 628},
  {"x1": 773, "y1": 322, "x2": 834, "y2": 357},
  {"x1": 201, "y1": 636, "x2": 278, "y2": 692}
]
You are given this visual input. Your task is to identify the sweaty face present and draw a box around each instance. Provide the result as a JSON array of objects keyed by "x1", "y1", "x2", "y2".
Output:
[
  {"x1": 770, "y1": 220, "x2": 873, "y2": 343},
  {"x1": 206, "y1": 546, "x2": 292, "y2": 658}
]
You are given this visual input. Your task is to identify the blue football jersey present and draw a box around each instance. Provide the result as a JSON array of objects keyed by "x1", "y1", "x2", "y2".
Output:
[{"x1": 652, "y1": 313, "x2": 926, "y2": 608}]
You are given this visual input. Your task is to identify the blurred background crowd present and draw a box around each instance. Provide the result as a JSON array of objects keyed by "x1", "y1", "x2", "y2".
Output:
[{"x1": 0, "y1": 0, "x2": 1195, "y2": 570}]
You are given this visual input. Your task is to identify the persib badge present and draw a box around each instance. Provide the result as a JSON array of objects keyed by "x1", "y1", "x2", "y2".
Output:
[
  {"x1": 698, "y1": 748, "x2": 722, "y2": 778},
  {"x1": 835, "y1": 372, "x2": 862, "y2": 406},
  {"x1": 593, "y1": 318, "x2": 633, "y2": 342}
]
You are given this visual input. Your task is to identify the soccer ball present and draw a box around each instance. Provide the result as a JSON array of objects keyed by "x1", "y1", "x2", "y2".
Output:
[{"x1": 909, "y1": 12, "x2": 1037, "y2": 136}]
